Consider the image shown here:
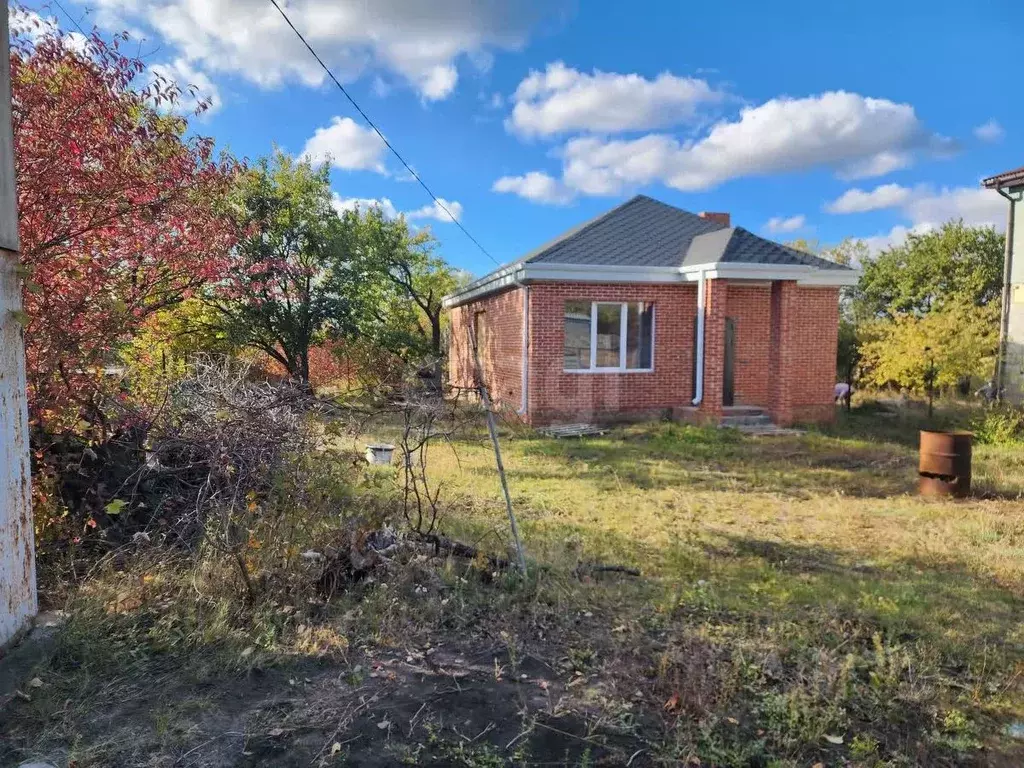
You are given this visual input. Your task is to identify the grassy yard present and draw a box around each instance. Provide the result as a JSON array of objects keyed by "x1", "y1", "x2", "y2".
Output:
[
  {"x1": 3, "y1": 404, "x2": 1023, "y2": 767},
  {"x1": 361, "y1": 404, "x2": 1024, "y2": 765}
]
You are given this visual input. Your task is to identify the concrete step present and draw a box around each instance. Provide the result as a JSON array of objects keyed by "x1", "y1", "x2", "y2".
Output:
[
  {"x1": 717, "y1": 408, "x2": 802, "y2": 436},
  {"x1": 720, "y1": 412, "x2": 772, "y2": 427}
]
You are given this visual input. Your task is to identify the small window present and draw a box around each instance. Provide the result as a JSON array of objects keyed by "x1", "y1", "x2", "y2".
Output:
[{"x1": 563, "y1": 301, "x2": 654, "y2": 372}]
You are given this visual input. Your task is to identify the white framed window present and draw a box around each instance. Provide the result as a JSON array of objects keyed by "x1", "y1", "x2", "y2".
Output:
[{"x1": 563, "y1": 301, "x2": 654, "y2": 372}]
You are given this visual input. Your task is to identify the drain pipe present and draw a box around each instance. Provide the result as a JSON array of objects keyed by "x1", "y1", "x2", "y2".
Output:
[
  {"x1": 692, "y1": 269, "x2": 706, "y2": 406},
  {"x1": 517, "y1": 281, "x2": 529, "y2": 416},
  {"x1": 994, "y1": 188, "x2": 1020, "y2": 400}
]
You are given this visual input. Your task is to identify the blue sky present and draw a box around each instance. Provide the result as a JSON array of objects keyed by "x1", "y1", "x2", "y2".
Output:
[{"x1": 14, "y1": 0, "x2": 1024, "y2": 276}]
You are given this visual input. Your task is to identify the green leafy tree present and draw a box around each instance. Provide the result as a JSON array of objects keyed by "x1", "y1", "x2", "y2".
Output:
[
  {"x1": 207, "y1": 151, "x2": 360, "y2": 383},
  {"x1": 837, "y1": 317, "x2": 860, "y2": 384},
  {"x1": 346, "y1": 205, "x2": 463, "y2": 366},
  {"x1": 822, "y1": 238, "x2": 870, "y2": 268},
  {"x1": 854, "y1": 222, "x2": 1004, "y2": 320},
  {"x1": 858, "y1": 301, "x2": 998, "y2": 393}
]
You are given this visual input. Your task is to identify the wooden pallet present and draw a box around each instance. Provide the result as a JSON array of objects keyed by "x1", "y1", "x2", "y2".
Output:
[{"x1": 539, "y1": 423, "x2": 608, "y2": 439}]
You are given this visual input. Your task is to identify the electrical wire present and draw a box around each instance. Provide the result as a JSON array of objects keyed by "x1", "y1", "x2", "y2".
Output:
[
  {"x1": 267, "y1": 0, "x2": 499, "y2": 266},
  {"x1": 51, "y1": 0, "x2": 89, "y2": 37}
]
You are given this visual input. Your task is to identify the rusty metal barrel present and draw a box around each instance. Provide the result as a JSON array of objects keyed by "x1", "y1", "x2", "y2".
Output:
[{"x1": 918, "y1": 430, "x2": 973, "y2": 498}]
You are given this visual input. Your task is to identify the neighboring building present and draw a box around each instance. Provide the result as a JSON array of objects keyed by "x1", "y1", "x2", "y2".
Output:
[
  {"x1": 444, "y1": 195, "x2": 858, "y2": 427},
  {"x1": 982, "y1": 166, "x2": 1024, "y2": 404}
]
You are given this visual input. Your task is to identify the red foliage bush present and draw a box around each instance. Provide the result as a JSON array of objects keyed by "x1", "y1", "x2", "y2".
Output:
[{"x1": 10, "y1": 13, "x2": 239, "y2": 430}]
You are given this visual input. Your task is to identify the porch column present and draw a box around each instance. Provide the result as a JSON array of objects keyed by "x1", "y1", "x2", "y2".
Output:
[
  {"x1": 769, "y1": 280, "x2": 797, "y2": 425},
  {"x1": 699, "y1": 278, "x2": 727, "y2": 420}
]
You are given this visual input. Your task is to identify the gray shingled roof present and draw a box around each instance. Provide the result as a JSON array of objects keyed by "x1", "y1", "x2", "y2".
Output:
[
  {"x1": 684, "y1": 226, "x2": 850, "y2": 270},
  {"x1": 521, "y1": 194, "x2": 849, "y2": 271}
]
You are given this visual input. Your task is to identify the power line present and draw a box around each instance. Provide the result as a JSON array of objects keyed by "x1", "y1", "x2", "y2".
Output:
[
  {"x1": 267, "y1": 0, "x2": 499, "y2": 266},
  {"x1": 51, "y1": 0, "x2": 89, "y2": 37}
]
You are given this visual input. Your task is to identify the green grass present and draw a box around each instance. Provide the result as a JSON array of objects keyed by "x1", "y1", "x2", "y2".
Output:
[
  {"x1": 8, "y1": 400, "x2": 1024, "y2": 767},
  {"x1": 357, "y1": 402, "x2": 1024, "y2": 765}
]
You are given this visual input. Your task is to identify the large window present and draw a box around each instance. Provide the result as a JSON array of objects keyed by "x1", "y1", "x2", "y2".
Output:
[{"x1": 563, "y1": 301, "x2": 654, "y2": 372}]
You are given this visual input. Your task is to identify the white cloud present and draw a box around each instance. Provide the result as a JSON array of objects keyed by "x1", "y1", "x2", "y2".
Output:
[
  {"x1": 858, "y1": 224, "x2": 927, "y2": 255},
  {"x1": 492, "y1": 171, "x2": 574, "y2": 204},
  {"x1": 301, "y1": 117, "x2": 387, "y2": 173},
  {"x1": 418, "y1": 65, "x2": 459, "y2": 101},
  {"x1": 10, "y1": 6, "x2": 60, "y2": 41},
  {"x1": 515, "y1": 91, "x2": 940, "y2": 200},
  {"x1": 330, "y1": 194, "x2": 462, "y2": 223},
  {"x1": 508, "y1": 61, "x2": 724, "y2": 138},
  {"x1": 406, "y1": 198, "x2": 464, "y2": 223},
  {"x1": 974, "y1": 119, "x2": 1005, "y2": 143},
  {"x1": 824, "y1": 183, "x2": 914, "y2": 214},
  {"x1": 849, "y1": 186, "x2": 1006, "y2": 254},
  {"x1": 827, "y1": 183, "x2": 1004, "y2": 229},
  {"x1": 837, "y1": 150, "x2": 913, "y2": 180},
  {"x1": 90, "y1": 0, "x2": 550, "y2": 100},
  {"x1": 10, "y1": 6, "x2": 91, "y2": 54},
  {"x1": 903, "y1": 187, "x2": 1005, "y2": 230},
  {"x1": 764, "y1": 214, "x2": 806, "y2": 234},
  {"x1": 331, "y1": 195, "x2": 398, "y2": 219},
  {"x1": 149, "y1": 58, "x2": 222, "y2": 115}
]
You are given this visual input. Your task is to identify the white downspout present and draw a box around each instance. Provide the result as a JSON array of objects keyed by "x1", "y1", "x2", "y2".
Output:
[
  {"x1": 518, "y1": 282, "x2": 529, "y2": 415},
  {"x1": 692, "y1": 269, "x2": 706, "y2": 406}
]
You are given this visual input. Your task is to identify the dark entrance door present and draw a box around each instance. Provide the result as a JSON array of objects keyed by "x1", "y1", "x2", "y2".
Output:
[{"x1": 723, "y1": 317, "x2": 736, "y2": 406}]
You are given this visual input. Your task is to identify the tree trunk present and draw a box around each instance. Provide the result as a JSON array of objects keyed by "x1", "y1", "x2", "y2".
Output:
[
  {"x1": 298, "y1": 348, "x2": 311, "y2": 390},
  {"x1": 426, "y1": 311, "x2": 443, "y2": 394}
]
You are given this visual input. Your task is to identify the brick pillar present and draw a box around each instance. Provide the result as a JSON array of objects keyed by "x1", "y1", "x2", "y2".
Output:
[
  {"x1": 700, "y1": 278, "x2": 727, "y2": 420},
  {"x1": 769, "y1": 281, "x2": 798, "y2": 425}
]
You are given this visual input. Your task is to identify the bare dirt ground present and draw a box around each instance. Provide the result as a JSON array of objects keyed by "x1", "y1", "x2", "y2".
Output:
[{"x1": 3, "y1": 630, "x2": 649, "y2": 767}]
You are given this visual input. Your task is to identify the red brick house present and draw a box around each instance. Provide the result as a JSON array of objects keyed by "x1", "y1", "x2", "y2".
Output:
[{"x1": 444, "y1": 195, "x2": 858, "y2": 427}]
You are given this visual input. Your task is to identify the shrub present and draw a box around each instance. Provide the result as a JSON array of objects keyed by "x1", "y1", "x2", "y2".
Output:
[{"x1": 971, "y1": 405, "x2": 1024, "y2": 445}]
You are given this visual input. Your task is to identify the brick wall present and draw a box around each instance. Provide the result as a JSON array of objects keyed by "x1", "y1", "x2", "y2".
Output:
[
  {"x1": 447, "y1": 278, "x2": 838, "y2": 426},
  {"x1": 527, "y1": 283, "x2": 697, "y2": 424},
  {"x1": 448, "y1": 286, "x2": 524, "y2": 413},
  {"x1": 726, "y1": 284, "x2": 772, "y2": 408},
  {"x1": 768, "y1": 282, "x2": 840, "y2": 425}
]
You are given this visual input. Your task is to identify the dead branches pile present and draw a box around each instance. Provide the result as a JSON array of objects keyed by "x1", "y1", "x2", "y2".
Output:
[{"x1": 37, "y1": 357, "x2": 327, "y2": 554}]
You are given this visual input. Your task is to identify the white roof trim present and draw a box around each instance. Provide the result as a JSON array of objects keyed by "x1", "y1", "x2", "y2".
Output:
[{"x1": 443, "y1": 261, "x2": 860, "y2": 306}]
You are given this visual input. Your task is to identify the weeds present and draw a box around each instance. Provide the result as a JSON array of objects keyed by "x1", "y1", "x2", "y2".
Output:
[{"x1": 7, "y1": 400, "x2": 1024, "y2": 767}]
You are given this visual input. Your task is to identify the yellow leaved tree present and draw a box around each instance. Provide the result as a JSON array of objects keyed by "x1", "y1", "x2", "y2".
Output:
[{"x1": 858, "y1": 301, "x2": 998, "y2": 393}]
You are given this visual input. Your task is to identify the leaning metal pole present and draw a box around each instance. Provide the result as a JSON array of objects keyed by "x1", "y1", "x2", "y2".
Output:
[{"x1": 468, "y1": 324, "x2": 528, "y2": 576}]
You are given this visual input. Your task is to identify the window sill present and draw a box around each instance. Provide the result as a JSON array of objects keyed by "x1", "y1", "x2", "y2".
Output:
[{"x1": 563, "y1": 368, "x2": 655, "y2": 374}]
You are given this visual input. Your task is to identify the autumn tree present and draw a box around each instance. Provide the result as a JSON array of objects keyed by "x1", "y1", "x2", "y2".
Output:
[
  {"x1": 846, "y1": 222, "x2": 1003, "y2": 392},
  {"x1": 10, "y1": 13, "x2": 239, "y2": 429},
  {"x1": 208, "y1": 151, "x2": 360, "y2": 383},
  {"x1": 858, "y1": 302, "x2": 998, "y2": 393}
]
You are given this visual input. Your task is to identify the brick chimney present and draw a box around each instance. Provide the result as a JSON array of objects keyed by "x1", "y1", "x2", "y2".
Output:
[{"x1": 699, "y1": 211, "x2": 730, "y2": 227}]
